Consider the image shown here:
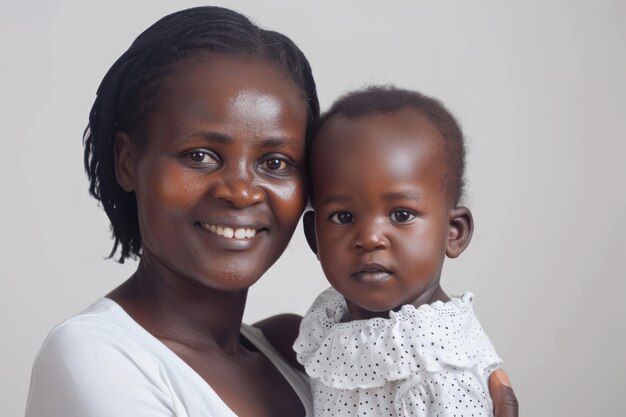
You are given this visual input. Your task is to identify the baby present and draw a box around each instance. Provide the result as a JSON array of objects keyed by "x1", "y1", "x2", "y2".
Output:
[{"x1": 294, "y1": 87, "x2": 502, "y2": 416}]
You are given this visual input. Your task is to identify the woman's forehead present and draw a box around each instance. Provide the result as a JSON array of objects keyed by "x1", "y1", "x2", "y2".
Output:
[
  {"x1": 136, "y1": 55, "x2": 308, "y2": 147},
  {"x1": 159, "y1": 55, "x2": 305, "y2": 112}
]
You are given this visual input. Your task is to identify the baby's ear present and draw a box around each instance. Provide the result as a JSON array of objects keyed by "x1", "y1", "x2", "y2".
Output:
[
  {"x1": 302, "y1": 210, "x2": 318, "y2": 255},
  {"x1": 446, "y1": 206, "x2": 474, "y2": 258}
]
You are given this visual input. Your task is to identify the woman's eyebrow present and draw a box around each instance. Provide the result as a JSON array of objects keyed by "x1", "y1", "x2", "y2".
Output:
[
  {"x1": 174, "y1": 129, "x2": 232, "y2": 144},
  {"x1": 259, "y1": 137, "x2": 301, "y2": 150},
  {"x1": 172, "y1": 131, "x2": 300, "y2": 150}
]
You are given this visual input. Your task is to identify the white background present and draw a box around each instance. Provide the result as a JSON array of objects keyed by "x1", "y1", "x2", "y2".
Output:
[{"x1": 1, "y1": 1, "x2": 625, "y2": 416}]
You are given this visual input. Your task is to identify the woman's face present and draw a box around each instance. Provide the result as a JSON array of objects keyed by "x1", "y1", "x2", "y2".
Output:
[{"x1": 116, "y1": 55, "x2": 308, "y2": 291}]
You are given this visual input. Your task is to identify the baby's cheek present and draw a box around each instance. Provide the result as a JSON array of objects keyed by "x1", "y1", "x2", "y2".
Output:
[
  {"x1": 319, "y1": 243, "x2": 351, "y2": 278},
  {"x1": 397, "y1": 233, "x2": 446, "y2": 271}
]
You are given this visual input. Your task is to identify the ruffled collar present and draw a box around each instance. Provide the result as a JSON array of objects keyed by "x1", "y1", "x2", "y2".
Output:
[{"x1": 294, "y1": 287, "x2": 499, "y2": 389}]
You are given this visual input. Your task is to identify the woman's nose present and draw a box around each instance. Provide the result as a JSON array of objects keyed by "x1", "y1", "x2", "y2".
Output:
[
  {"x1": 354, "y1": 220, "x2": 389, "y2": 252},
  {"x1": 210, "y1": 166, "x2": 265, "y2": 208}
]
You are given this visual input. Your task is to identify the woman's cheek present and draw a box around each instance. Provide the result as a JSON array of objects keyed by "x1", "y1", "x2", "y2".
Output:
[
  {"x1": 271, "y1": 179, "x2": 307, "y2": 226},
  {"x1": 147, "y1": 164, "x2": 202, "y2": 209}
]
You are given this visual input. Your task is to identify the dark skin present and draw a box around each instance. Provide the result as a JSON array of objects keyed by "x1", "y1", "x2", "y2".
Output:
[
  {"x1": 111, "y1": 55, "x2": 308, "y2": 417},
  {"x1": 262, "y1": 109, "x2": 518, "y2": 416}
]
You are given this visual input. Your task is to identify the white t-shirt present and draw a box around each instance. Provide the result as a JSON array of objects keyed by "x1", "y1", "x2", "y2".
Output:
[
  {"x1": 294, "y1": 288, "x2": 501, "y2": 417},
  {"x1": 26, "y1": 298, "x2": 313, "y2": 417}
]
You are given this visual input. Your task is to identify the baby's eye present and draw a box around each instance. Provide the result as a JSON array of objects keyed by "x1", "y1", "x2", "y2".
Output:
[
  {"x1": 184, "y1": 150, "x2": 219, "y2": 167},
  {"x1": 330, "y1": 211, "x2": 354, "y2": 224},
  {"x1": 390, "y1": 209, "x2": 416, "y2": 223}
]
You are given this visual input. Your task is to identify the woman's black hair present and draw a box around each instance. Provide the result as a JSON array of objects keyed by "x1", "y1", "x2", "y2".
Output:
[{"x1": 84, "y1": 6, "x2": 319, "y2": 262}]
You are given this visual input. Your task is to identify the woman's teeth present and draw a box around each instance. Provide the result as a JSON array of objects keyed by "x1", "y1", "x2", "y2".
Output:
[{"x1": 201, "y1": 223, "x2": 257, "y2": 239}]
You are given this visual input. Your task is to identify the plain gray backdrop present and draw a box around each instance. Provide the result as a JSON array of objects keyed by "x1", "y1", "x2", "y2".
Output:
[{"x1": 2, "y1": 0, "x2": 625, "y2": 416}]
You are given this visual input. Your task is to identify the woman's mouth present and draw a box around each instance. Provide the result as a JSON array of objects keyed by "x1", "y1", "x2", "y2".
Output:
[{"x1": 199, "y1": 223, "x2": 258, "y2": 240}]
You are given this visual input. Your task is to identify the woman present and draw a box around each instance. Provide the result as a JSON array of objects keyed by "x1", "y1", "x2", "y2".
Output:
[{"x1": 26, "y1": 6, "x2": 516, "y2": 417}]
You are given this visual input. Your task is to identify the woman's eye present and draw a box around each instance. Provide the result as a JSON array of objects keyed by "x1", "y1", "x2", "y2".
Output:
[
  {"x1": 330, "y1": 211, "x2": 354, "y2": 224},
  {"x1": 261, "y1": 158, "x2": 289, "y2": 172},
  {"x1": 184, "y1": 151, "x2": 218, "y2": 167},
  {"x1": 390, "y1": 209, "x2": 416, "y2": 223}
]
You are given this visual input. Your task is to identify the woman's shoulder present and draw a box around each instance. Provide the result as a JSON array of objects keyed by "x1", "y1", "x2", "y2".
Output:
[
  {"x1": 30, "y1": 298, "x2": 162, "y2": 384},
  {"x1": 26, "y1": 298, "x2": 176, "y2": 417},
  {"x1": 36, "y1": 298, "x2": 141, "y2": 356}
]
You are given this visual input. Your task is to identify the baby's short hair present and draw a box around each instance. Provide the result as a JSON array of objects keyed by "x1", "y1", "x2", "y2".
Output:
[{"x1": 311, "y1": 86, "x2": 466, "y2": 204}]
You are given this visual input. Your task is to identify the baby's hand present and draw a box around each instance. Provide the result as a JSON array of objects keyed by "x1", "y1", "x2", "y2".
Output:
[{"x1": 489, "y1": 369, "x2": 519, "y2": 417}]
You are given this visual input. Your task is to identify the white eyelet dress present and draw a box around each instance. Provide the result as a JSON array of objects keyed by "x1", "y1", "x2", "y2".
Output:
[{"x1": 293, "y1": 288, "x2": 502, "y2": 417}]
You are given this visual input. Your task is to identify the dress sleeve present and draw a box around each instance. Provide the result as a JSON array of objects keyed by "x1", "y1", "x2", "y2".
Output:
[{"x1": 25, "y1": 321, "x2": 177, "y2": 417}]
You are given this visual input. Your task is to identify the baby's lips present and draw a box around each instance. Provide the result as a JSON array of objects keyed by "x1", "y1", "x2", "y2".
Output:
[{"x1": 353, "y1": 262, "x2": 392, "y2": 275}]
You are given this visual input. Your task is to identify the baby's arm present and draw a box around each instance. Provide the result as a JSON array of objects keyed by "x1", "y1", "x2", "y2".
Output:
[{"x1": 255, "y1": 313, "x2": 305, "y2": 372}]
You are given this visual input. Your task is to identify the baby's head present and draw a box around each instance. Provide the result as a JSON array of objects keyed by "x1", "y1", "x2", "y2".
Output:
[{"x1": 304, "y1": 86, "x2": 473, "y2": 318}]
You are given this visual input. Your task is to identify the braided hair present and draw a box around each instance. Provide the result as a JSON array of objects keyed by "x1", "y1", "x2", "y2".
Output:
[{"x1": 84, "y1": 6, "x2": 319, "y2": 262}]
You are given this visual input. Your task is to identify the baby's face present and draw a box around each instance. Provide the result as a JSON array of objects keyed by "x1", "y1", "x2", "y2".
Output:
[{"x1": 310, "y1": 109, "x2": 454, "y2": 313}]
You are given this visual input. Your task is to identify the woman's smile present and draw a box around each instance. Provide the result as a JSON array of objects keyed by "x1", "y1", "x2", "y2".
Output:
[
  {"x1": 195, "y1": 216, "x2": 268, "y2": 251},
  {"x1": 199, "y1": 223, "x2": 259, "y2": 239}
]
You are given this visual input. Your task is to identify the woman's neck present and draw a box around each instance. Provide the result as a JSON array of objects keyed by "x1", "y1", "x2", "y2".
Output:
[{"x1": 108, "y1": 256, "x2": 248, "y2": 355}]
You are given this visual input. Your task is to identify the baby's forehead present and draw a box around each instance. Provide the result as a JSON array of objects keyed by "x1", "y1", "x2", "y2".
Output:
[
  {"x1": 311, "y1": 109, "x2": 447, "y2": 163},
  {"x1": 311, "y1": 111, "x2": 452, "y2": 188},
  {"x1": 306, "y1": 108, "x2": 459, "y2": 207}
]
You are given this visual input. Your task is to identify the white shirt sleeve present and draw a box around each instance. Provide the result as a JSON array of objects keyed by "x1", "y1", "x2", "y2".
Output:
[{"x1": 26, "y1": 319, "x2": 177, "y2": 417}]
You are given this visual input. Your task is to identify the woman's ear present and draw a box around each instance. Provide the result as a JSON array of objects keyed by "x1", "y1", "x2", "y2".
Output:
[
  {"x1": 446, "y1": 206, "x2": 474, "y2": 258},
  {"x1": 302, "y1": 210, "x2": 318, "y2": 255},
  {"x1": 114, "y1": 132, "x2": 136, "y2": 192}
]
